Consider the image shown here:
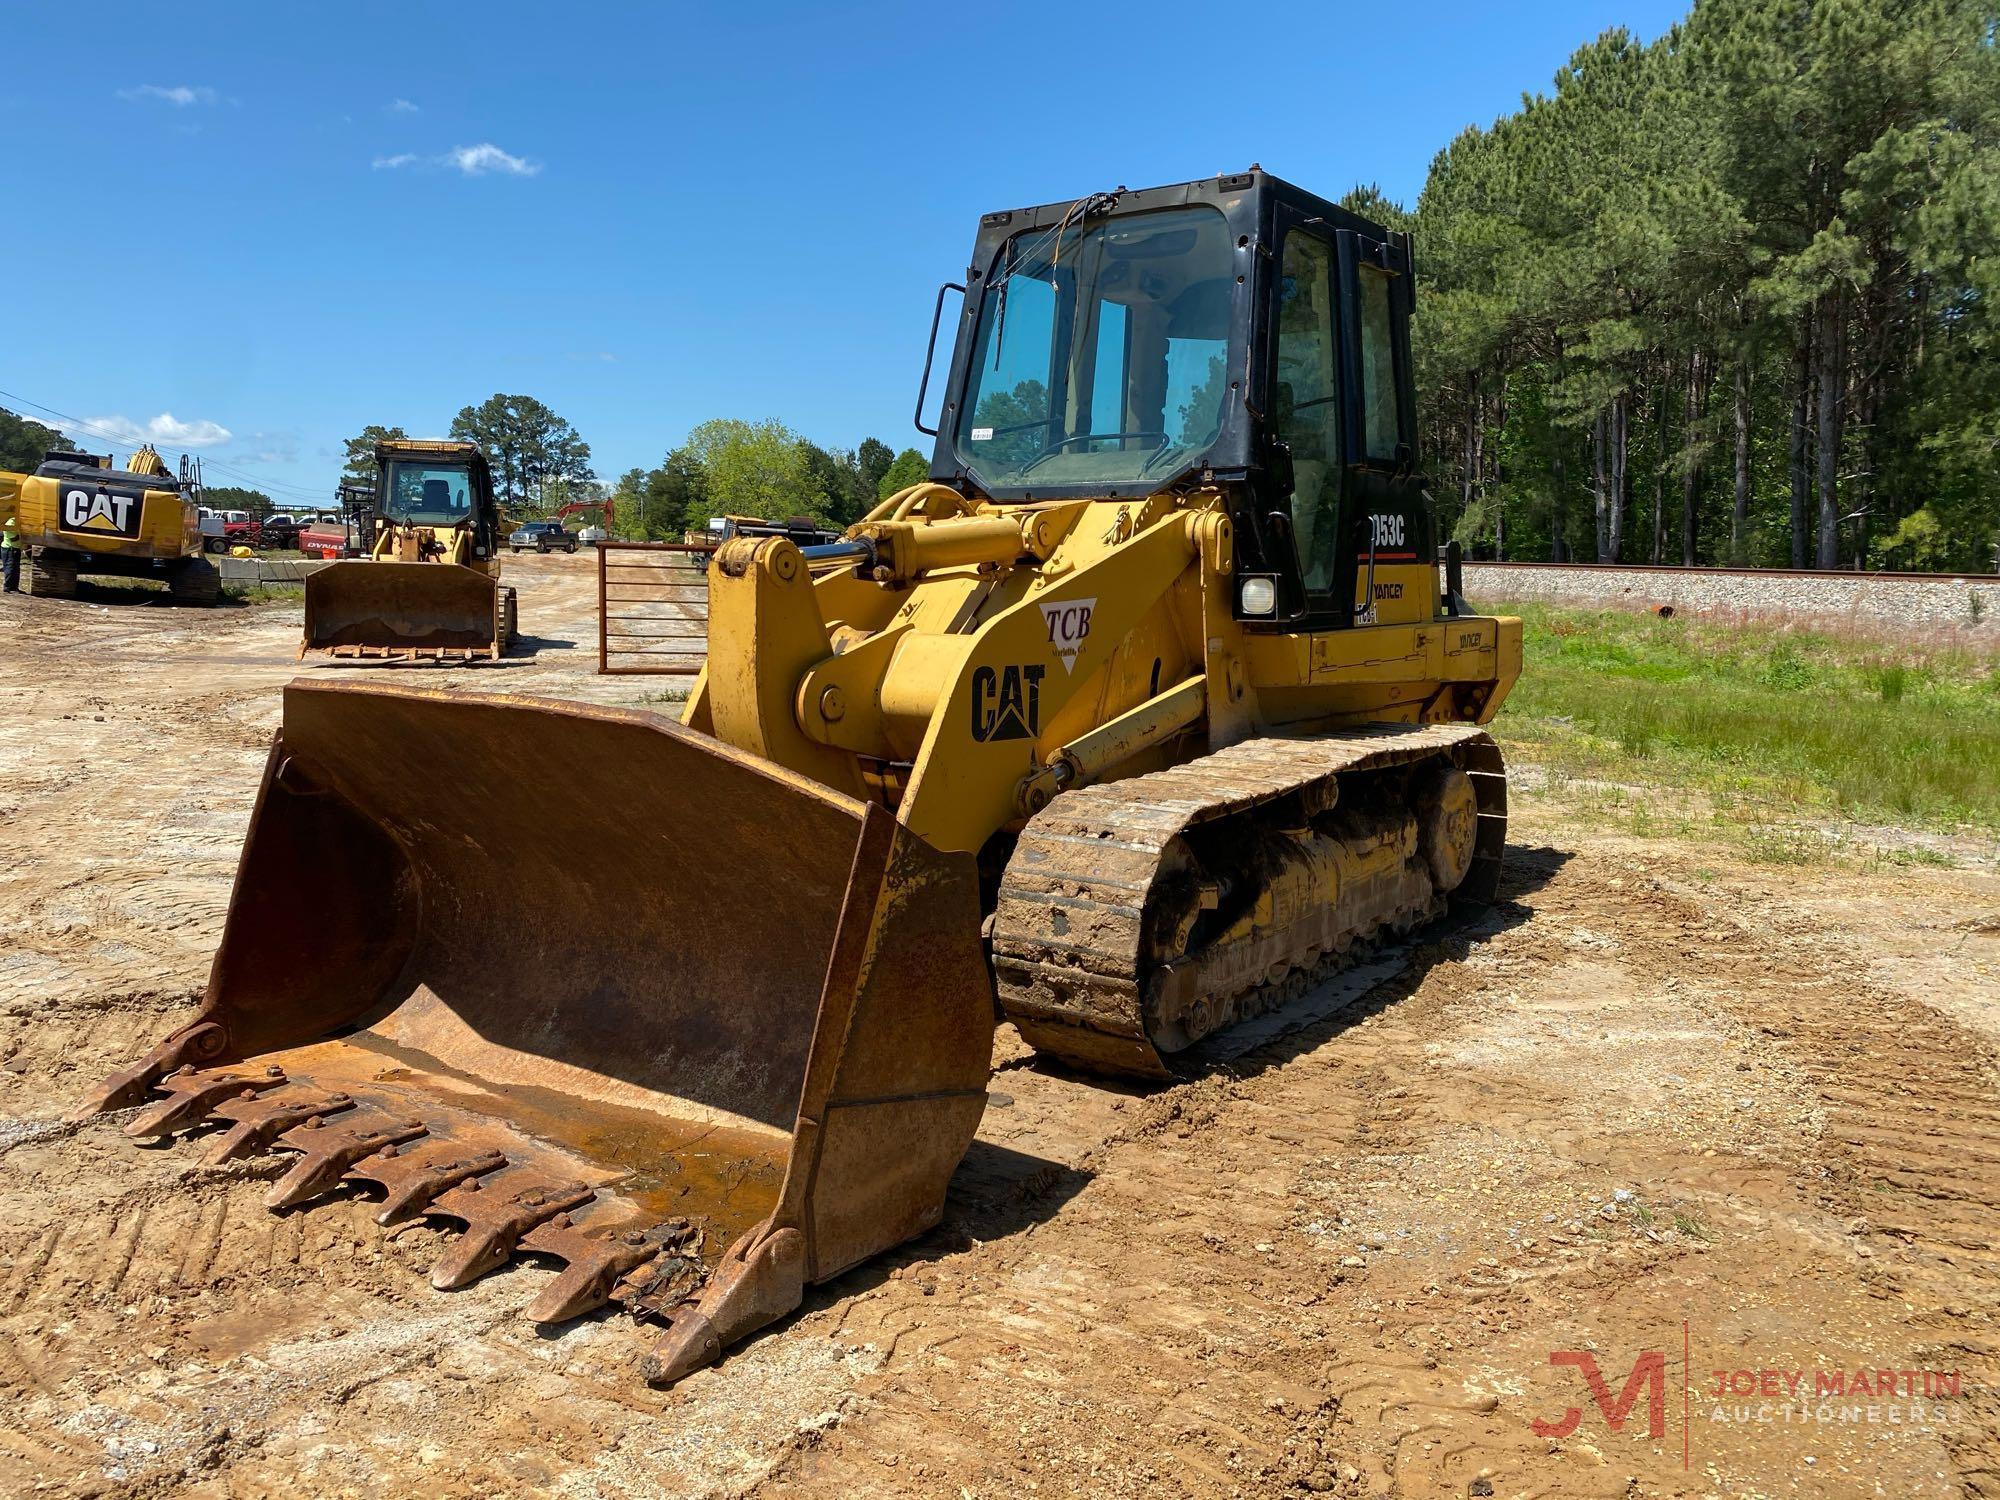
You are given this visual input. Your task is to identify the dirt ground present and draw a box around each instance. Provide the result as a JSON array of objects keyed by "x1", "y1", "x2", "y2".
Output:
[{"x1": 2, "y1": 556, "x2": 1996, "y2": 1499}]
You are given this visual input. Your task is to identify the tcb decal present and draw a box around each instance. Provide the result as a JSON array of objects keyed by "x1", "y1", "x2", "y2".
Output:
[{"x1": 1038, "y1": 596, "x2": 1095, "y2": 676}]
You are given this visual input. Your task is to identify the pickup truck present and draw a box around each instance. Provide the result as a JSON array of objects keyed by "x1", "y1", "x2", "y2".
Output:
[
  {"x1": 216, "y1": 510, "x2": 261, "y2": 550},
  {"x1": 692, "y1": 513, "x2": 840, "y2": 548},
  {"x1": 509, "y1": 520, "x2": 578, "y2": 554},
  {"x1": 194, "y1": 507, "x2": 228, "y2": 552}
]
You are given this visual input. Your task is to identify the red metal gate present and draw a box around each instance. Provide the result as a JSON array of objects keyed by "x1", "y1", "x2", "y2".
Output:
[{"x1": 596, "y1": 541, "x2": 715, "y2": 675}]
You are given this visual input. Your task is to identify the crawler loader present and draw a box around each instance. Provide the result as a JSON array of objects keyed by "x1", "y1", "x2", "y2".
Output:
[
  {"x1": 299, "y1": 438, "x2": 517, "y2": 660},
  {"x1": 83, "y1": 171, "x2": 1520, "y2": 1386},
  {"x1": 14, "y1": 446, "x2": 220, "y2": 603}
]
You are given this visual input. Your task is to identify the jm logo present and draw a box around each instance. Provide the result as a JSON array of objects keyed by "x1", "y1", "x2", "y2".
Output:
[{"x1": 1533, "y1": 1351, "x2": 1667, "y2": 1441}]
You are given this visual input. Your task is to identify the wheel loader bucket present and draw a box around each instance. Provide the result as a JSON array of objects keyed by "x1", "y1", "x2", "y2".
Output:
[
  {"x1": 301, "y1": 559, "x2": 501, "y2": 660},
  {"x1": 79, "y1": 681, "x2": 992, "y2": 1385}
]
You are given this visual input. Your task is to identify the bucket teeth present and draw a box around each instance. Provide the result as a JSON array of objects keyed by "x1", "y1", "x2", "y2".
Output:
[
  {"x1": 264, "y1": 1117, "x2": 431, "y2": 1211},
  {"x1": 429, "y1": 1180, "x2": 596, "y2": 1292},
  {"x1": 350, "y1": 1147, "x2": 510, "y2": 1226},
  {"x1": 520, "y1": 1219, "x2": 664, "y2": 1325},
  {"x1": 201, "y1": 1090, "x2": 356, "y2": 1166},
  {"x1": 123, "y1": 1066, "x2": 289, "y2": 1140},
  {"x1": 89, "y1": 1042, "x2": 742, "y2": 1361},
  {"x1": 72, "y1": 1022, "x2": 231, "y2": 1121}
]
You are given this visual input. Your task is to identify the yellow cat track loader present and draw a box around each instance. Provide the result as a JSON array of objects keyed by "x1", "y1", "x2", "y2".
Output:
[
  {"x1": 84, "y1": 170, "x2": 1520, "y2": 1387},
  {"x1": 300, "y1": 438, "x2": 516, "y2": 660}
]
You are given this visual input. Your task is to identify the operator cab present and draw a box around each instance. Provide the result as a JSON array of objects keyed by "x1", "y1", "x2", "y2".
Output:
[
  {"x1": 925, "y1": 168, "x2": 1426, "y2": 631},
  {"x1": 373, "y1": 442, "x2": 500, "y2": 557}
]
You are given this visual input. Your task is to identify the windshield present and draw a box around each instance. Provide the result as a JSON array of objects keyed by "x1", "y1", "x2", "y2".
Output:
[
  {"x1": 383, "y1": 460, "x2": 475, "y2": 525},
  {"x1": 955, "y1": 205, "x2": 1234, "y2": 491}
]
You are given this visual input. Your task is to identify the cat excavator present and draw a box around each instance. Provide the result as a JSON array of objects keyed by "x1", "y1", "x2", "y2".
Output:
[
  {"x1": 82, "y1": 170, "x2": 1520, "y2": 1387},
  {"x1": 10, "y1": 446, "x2": 220, "y2": 603},
  {"x1": 299, "y1": 438, "x2": 517, "y2": 659}
]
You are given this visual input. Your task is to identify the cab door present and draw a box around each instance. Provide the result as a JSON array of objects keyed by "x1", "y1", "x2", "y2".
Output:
[
  {"x1": 1267, "y1": 209, "x2": 1348, "y2": 619},
  {"x1": 1337, "y1": 228, "x2": 1425, "y2": 624},
  {"x1": 1262, "y1": 213, "x2": 1425, "y2": 629}
]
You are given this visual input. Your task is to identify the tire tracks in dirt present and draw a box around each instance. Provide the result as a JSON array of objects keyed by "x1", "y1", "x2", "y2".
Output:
[{"x1": 741, "y1": 846, "x2": 1998, "y2": 1497}]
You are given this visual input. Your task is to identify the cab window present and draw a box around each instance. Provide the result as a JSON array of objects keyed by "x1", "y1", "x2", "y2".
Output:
[
  {"x1": 1272, "y1": 230, "x2": 1342, "y2": 595},
  {"x1": 1357, "y1": 265, "x2": 1401, "y2": 461},
  {"x1": 384, "y1": 462, "x2": 473, "y2": 525},
  {"x1": 955, "y1": 205, "x2": 1234, "y2": 490}
]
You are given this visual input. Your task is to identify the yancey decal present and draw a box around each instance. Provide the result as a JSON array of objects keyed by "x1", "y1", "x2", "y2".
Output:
[
  {"x1": 59, "y1": 484, "x2": 146, "y2": 541},
  {"x1": 970, "y1": 663, "x2": 1044, "y2": 742},
  {"x1": 1038, "y1": 596, "x2": 1096, "y2": 675}
]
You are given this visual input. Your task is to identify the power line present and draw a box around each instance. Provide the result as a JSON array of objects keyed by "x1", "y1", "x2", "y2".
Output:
[
  {"x1": 194, "y1": 456, "x2": 329, "y2": 500},
  {"x1": 0, "y1": 385, "x2": 330, "y2": 500},
  {"x1": 0, "y1": 386, "x2": 327, "y2": 498}
]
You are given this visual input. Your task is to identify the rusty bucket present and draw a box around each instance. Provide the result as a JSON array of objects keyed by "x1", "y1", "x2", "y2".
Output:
[
  {"x1": 301, "y1": 560, "x2": 501, "y2": 659},
  {"x1": 80, "y1": 681, "x2": 992, "y2": 1383}
]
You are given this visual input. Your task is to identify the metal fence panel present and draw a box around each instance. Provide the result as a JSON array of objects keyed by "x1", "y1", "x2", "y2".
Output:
[{"x1": 597, "y1": 541, "x2": 716, "y2": 675}]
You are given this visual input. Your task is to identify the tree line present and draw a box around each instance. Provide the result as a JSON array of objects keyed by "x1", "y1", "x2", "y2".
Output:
[
  {"x1": 608, "y1": 422, "x2": 927, "y2": 540},
  {"x1": 333, "y1": 400, "x2": 927, "y2": 539},
  {"x1": 0, "y1": 408, "x2": 75, "y2": 472},
  {"x1": 1378, "y1": 0, "x2": 1999, "y2": 573},
  {"x1": 339, "y1": 393, "x2": 595, "y2": 506},
  {"x1": 27, "y1": 0, "x2": 1998, "y2": 588}
]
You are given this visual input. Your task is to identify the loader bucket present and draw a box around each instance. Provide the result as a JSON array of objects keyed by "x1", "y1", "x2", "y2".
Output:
[
  {"x1": 80, "y1": 681, "x2": 992, "y2": 1384},
  {"x1": 301, "y1": 559, "x2": 501, "y2": 659}
]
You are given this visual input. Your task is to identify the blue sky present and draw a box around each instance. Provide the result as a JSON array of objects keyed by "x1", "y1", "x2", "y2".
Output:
[{"x1": 0, "y1": 0, "x2": 1684, "y2": 505}]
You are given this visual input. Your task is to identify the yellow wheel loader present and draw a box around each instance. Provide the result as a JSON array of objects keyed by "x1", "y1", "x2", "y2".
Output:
[
  {"x1": 300, "y1": 438, "x2": 517, "y2": 660},
  {"x1": 14, "y1": 446, "x2": 220, "y2": 603},
  {"x1": 83, "y1": 171, "x2": 1520, "y2": 1386}
]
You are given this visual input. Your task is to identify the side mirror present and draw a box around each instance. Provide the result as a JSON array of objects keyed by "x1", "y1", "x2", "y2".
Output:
[{"x1": 914, "y1": 282, "x2": 966, "y2": 437}]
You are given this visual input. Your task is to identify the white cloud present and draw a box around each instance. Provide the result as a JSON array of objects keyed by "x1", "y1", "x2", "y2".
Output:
[
  {"x1": 389, "y1": 98, "x2": 419, "y2": 113},
  {"x1": 86, "y1": 412, "x2": 233, "y2": 449},
  {"x1": 371, "y1": 142, "x2": 541, "y2": 177},
  {"x1": 229, "y1": 431, "x2": 300, "y2": 465},
  {"x1": 445, "y1": 143, "x2": 539, "y2": 176},
  {"x1": 118, "y1": 84, "x2": 217, "y2": 107}
]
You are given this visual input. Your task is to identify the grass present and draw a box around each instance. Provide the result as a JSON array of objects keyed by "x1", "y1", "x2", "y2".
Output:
[
  {"x1": 1872, "y1": 844, "x2": 1958, "y2": 868},
  {"x1": 222, "y1": 581, "x2": 304, "y2": 605},
  {"x1": 1492, "y1": 602, "x2": 2000, "y2": 837},
  {"x1": 1671, "y1": 1211, "x2": 1715, "y2": 1242}
]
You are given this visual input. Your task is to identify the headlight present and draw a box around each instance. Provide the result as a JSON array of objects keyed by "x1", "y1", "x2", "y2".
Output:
[{"x1": 1239, "y1": 576, "x2": 1277, "y2": 616}]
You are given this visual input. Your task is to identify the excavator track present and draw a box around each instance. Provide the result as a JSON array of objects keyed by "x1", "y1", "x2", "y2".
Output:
[{"x1": 992, "y1": 725, "x2": 1506, "y2": 1077}]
